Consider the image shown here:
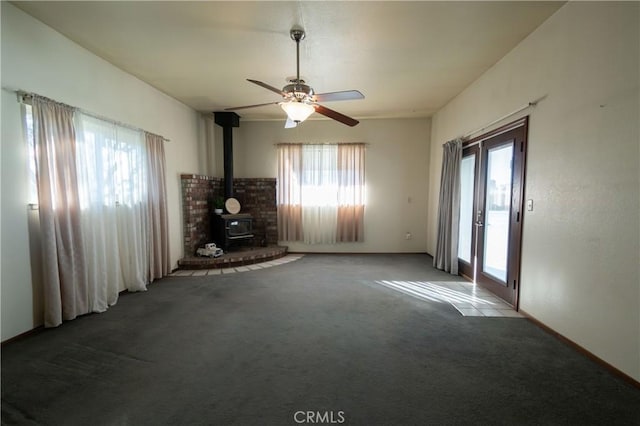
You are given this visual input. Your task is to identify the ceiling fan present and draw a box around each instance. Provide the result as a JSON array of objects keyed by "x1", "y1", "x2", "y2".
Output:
[{"x1": 225, "y1": 27, "x2": 364, "y2": 128}]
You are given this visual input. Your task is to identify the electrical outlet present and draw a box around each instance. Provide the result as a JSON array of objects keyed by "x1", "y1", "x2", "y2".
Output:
[{"x1": 405, "y1": 232, "x2": 412, "y2": 240}]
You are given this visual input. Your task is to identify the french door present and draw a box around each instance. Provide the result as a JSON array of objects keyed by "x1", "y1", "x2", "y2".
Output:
[{"x1": 458, "y1": 119, "x2": 527, "y2": 307}]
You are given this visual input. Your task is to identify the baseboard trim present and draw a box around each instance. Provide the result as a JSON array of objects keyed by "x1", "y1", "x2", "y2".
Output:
[
  {"x1": 1, "y1": 325, "x2": 45, "y2": 346},
  {"x1": 459, "y1": 272, "x2": 474, "y2": 283},
  {"x1": 286, "y1": 251, "x2": 430, "y2": 255},
  {"x1": 519, "y1": 309, "x2": 640, "y2": 390},
  {"x1": 1, "y1": 288, "x2": 138, "y2": 346}
]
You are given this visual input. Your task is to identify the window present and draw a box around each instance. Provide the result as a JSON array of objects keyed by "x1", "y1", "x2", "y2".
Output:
[
  {"x1": 22, "y1": 93, "x2": 169, "y2": 327},
  {"x1": 75, "y1": 112, "x2": 147, "y2": 209},
  {"x1": 24, "y1": 106, "x2": 148, "y2": 210},
  {"x1": 277, "y1": 143, "x2": 365, "y2": 244},
  {"x1": 23, "y1": 104, "x2": 38, "y2": 205}
]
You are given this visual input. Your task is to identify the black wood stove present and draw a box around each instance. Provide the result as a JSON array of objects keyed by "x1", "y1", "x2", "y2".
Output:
[{"x1": 211, "y1": 213, "x2": 253, "y2": 250}]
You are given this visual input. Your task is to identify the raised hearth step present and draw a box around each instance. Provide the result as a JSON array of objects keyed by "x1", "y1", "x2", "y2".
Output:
[{"x1": 176, "y1": 245, "x2": 288, "y2": 270}]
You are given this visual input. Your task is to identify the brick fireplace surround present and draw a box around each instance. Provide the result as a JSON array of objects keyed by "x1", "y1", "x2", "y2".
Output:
[{"x1": 180, "y1": 174, "x2": 278, "y2": 257}]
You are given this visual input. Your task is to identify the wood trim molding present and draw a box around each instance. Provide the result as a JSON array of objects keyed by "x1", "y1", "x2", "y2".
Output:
[
  {"x1": 1, "y1": 326, "x2": 45, "y2": 346},
  {"x1": 463, "y1": 116, "x2": 528, "y2": 147},
  {"x1": 519, "y1": 309, "x2": 640, "y2": 390}
]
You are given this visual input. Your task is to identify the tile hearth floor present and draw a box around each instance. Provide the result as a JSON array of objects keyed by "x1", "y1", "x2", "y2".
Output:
[{"x1": 169, "y1": 254, "x2": 305, "y2": 277}]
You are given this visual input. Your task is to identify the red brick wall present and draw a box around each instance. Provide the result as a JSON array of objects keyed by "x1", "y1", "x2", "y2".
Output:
[
  {"x1": 233, "y1": 178, "x2": 278, "y2": 247},
  {"x1": 181, "y1": 174, "x2": 222, "y2": 256},
  {"x1": 180, "y1": 175, "x2": 277, "y2": 256}
]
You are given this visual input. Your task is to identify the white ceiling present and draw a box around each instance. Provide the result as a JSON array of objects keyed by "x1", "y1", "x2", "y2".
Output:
[{"x1": 13, "y1": 1, "x2": 564, "y2": 122}]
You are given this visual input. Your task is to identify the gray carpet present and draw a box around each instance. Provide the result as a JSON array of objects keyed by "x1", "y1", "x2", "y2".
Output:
[{"x1": 2, "y1": 254, "x2": 639, "y2": 425}]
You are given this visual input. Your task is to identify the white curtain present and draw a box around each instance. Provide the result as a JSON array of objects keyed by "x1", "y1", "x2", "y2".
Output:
[
  {"x1": 301, "y1": 145, "x2": 338, "y2": 244},
  {"x1": 277, "y1": 143, "x2": 365, "y2": 244},
  {"x1": 75, "y1": 113, "x2": 149, "y2": 300},
  {"x1": 74, "y1": 114, "x2": 121, "y2": 313},
  {"x1": 433, "y1": 139, "x2": 463, "y2": 274},
  {"x1": 29, "y1": 95, "x2": 170, "y2": 327}
]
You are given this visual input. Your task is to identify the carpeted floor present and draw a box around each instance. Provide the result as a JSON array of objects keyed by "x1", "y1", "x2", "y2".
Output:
[{"x1": 2, "y1": 254, "x2": 639, "y2": 425}]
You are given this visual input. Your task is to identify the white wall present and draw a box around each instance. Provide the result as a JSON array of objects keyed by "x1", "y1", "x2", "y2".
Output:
[
  {"x1": 1, "y1": 3, "x2": 202, "y2": 340},
  {"x1": 427, "y1": 2, "x2": 639, "y2": 380},
  {"x1": 230, "y1": 118, "x2": 431, "y2": 253}
]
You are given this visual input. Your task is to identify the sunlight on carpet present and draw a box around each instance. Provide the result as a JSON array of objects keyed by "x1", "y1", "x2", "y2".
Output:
[{"x1": 374, "y1": 280, "x2": 523, "y2": 317}]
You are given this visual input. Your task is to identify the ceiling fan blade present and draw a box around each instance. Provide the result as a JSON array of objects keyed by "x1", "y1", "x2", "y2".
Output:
[
  {"x1": 313, "y1": 90, "x2": 364, "y2": 103},
  {"x1": 284, "y1": 117, "x2": 297, "y2": 129},
  {"x1": 247, "y1": 79, "x2": 286, "y2": 96},
  {"x1": 225, "y1": 101, "x2": 280, "y2": 111},
  {"x1": 314, "y1": 104, "x2": 359, "y2": 127}
]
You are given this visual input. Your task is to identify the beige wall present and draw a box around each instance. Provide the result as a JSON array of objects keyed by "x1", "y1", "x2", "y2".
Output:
[
  {"x1": 427, "y1": 2, "x2": 639, "y2": 380},
  {"x1": 225, "y1": 118, "x2": 431, "y2": 253},
  {"x1": 4, "y1": 1, "x2": 637, "y2": 383},
  {"x1": 1, "y1": 3, "x2": 202, "y2": 340}
]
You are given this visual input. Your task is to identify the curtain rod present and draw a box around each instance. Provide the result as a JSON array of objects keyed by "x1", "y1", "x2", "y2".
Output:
[
  {"x1": 16, "y1": 90, "x2": 170, "y2": 142},
  {"x1": 274, "y1": 142, "x2": 368, "y2": 146},
  {"x1": 461, "y1": 95, "x2": 547, "y2": 140}
]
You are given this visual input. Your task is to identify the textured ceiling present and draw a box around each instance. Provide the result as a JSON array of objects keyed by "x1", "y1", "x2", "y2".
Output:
[{"x1": 13, "y1": 1, "x2": 564, "y2": 121}]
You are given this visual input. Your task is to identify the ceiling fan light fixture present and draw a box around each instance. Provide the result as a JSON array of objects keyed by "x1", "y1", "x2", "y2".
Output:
[
  {"x1": 280, "y1": 101, "x2": 315, "y2": 123},
  {"x1": 226, "y1": 27, "x2": 363, "y2": 127}
]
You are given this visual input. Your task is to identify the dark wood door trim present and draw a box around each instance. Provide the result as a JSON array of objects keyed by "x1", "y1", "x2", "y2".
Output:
[
  {"x1": 476, "y1": 131, "x2": 517, "y2": 304},
  {"x1": 507, "y1": 118, "x2": 528, "y2": 309},
  {"x1": 458, "y1": 117, "x2": 528, "y2": 309}
]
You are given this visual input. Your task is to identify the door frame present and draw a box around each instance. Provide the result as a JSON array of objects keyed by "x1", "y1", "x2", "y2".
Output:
[{"x1": 460, "y1": 117, "x2": 528, "y2": 308}]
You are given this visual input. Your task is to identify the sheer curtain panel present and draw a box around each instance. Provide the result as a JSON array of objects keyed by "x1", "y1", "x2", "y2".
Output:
[
  {"x1": 301, "y1": 145, "x2": 338, "y2": 244},
  {"x1": 75, "y1": 113, "x2": 149, "y2": 300},
  {"x1": 433, "y1": 139, "x2": 463, "y2": 274},
  {"x1": 75, "y1": 113, "x2": 123, "y2": 312}
]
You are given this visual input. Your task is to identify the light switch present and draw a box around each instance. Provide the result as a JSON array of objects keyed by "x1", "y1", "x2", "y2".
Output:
[{"x1": 527, "y1": 199, "x2": 534, "y2": 211}]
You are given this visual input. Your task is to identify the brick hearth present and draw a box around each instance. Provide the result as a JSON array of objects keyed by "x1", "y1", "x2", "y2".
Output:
[{"x1": 177, "y1": 246, "x2": 288, "y2": 270}]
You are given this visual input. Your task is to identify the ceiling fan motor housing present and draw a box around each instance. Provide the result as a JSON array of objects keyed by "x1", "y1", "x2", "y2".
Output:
[{"x1": 283, "y1": 82, "x2": 314, "y2": 101}]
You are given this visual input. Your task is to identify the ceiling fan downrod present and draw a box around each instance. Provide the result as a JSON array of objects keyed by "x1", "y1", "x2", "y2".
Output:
[{"x1": 290, "y1": 28, "x2": 305, "y2": 91}]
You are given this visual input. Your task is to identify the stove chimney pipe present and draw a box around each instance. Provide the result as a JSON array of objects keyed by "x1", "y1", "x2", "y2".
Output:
[{"x1": 213, "y1": 112, "x2": 240, "y2": 199}]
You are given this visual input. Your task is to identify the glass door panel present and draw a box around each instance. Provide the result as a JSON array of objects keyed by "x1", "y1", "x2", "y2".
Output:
[
  {"x1": 458, "y1": 154, "x2": 476, "y2": 264},
  {"x1": 482, "y1": 144, "x2": 513, "y2": 283}
]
